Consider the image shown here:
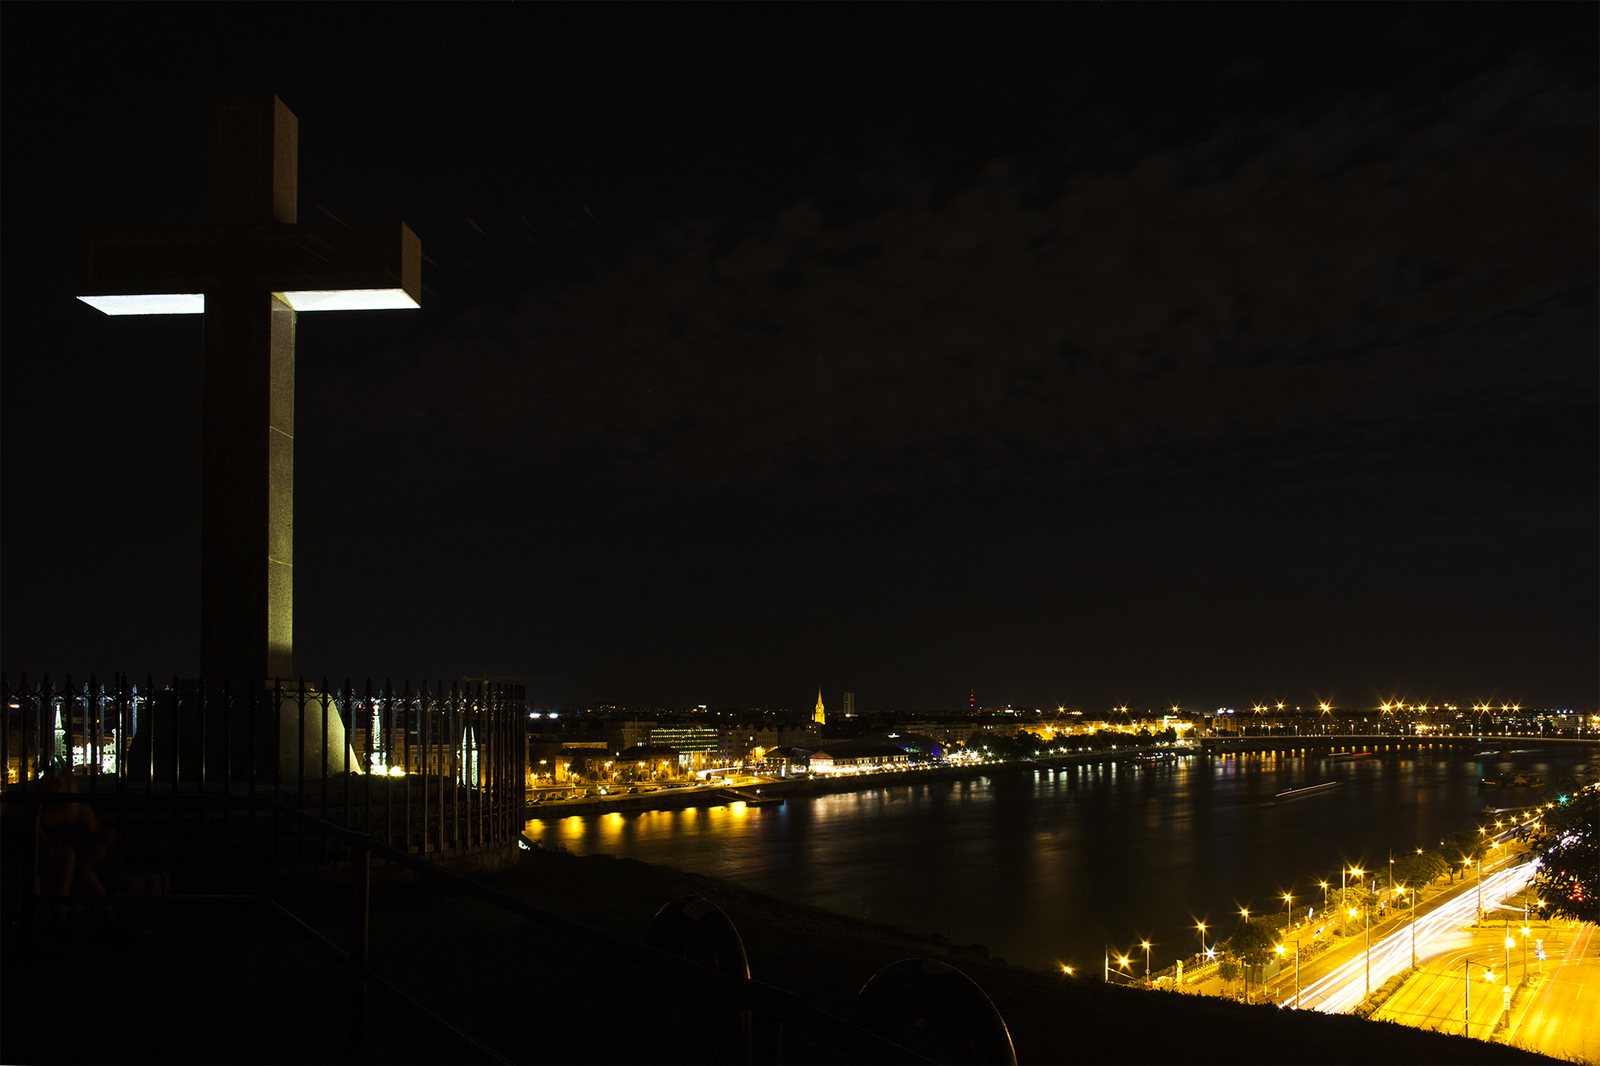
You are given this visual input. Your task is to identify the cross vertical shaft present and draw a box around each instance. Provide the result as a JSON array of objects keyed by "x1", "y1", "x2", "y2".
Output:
[
  {"x1": 201, "y1": 96, "x2": 299, "y2": 679},
  {"x1": 201, "y1": 287, "x2": 295, "y2": 678}
]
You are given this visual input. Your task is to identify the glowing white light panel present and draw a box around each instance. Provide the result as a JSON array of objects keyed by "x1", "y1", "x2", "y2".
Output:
[
  {"x1": 79, "y1": 289, "x2": 419, "y2": 315},
  {"x1": 279, "y1": 288, "x2": 419, "y2": 312},
  {"x1": 78, "y1": 294, "x2": 204, "y2": 315}
]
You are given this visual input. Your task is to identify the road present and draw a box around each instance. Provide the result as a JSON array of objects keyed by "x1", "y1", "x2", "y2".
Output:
[
  {"x1": 1271, "y1": 857, "x2": 1537, "y2": 1014},
  {"x1": 1502, "y1": 919, "x2": 1600, "y2": 1062},
  {"x1": 1373, "y1": 930, "x2": 1538, "y2": 1039}
]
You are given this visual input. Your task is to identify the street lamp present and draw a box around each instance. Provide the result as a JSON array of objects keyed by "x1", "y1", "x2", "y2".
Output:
[
  {"x1": 1364, "y1": 906, "x2": 1372, "y2": 997},
  {"x1": 1274, "y1": 940, "x2": 1300, "y2": 1008},
  {"x1": 1142, "y1": 940, "x2": 1152, "y2": 987},
  {"x1": 1238, "y1": 909, "x2": 1251, "y2": 1002},
  {"x1": 1106, "y1": 949, "x2": 1134, "y2": 985},
  {"x1": 1342, "y1": 867, "x2": 1363, "y2": 937},
  {"x1": 1409, "y1": 884, "x2": 1418, "y2": 967},
  {"x1": 1283, "y1": 892, "x2": 1294, "y2": 929}
]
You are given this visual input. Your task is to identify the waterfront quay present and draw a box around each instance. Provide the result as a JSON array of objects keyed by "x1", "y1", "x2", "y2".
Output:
[
  {"x1": 524, "y1": 744, "x2": 1180, "y2": 819},
  {"x1": 525, "y1": 732, "x2": 1590, "y2": 819}
]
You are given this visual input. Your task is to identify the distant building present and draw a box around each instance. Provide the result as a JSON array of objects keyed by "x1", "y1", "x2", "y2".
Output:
[
  {"x1": 606, "y1": 719, "x2": 657, "y2": 752},
  {"x1": 814, "y1": 689, "x2": 826, "y2": 727},
  {"x1": 805, "y1": 733, "x2": 942, "y2": 776},
  {"x1": 649, "y1": 724, "x2": 721, "y2": 772},
  {"x1": 527, "y1": 735, "x2": 570, "y2": 782},
  {"x1": 843, "y1": 692, "x2": 855, "y2": 717},
  {"x1": 762, "y1": 745, "x2": 813, "y2": 776},
  {"x1": 615, "y1": 745, "x2": 681, "y2": 782},
  {"x1": 725, "y1": 719, "x2": 815, "y2": 764},
  {"x1": 906, "y1": 717, "x2": 1019, "y2": 748}
]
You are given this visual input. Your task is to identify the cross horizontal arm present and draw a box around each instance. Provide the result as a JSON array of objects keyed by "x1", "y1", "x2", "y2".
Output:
[{"x1": 78, "y1": 221, "x2": 420, "y2": 314}]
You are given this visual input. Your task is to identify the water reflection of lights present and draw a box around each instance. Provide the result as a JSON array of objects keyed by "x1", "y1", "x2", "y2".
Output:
[
  {"x1": 535, "y1": 796, "x2": 776, "y2": 852},
  {"x1": 519, "y1": 755, "x2": 1583, "y2": 975}
]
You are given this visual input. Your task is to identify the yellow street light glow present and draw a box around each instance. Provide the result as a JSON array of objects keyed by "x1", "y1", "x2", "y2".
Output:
[{"x1": 1141, "y1": 940, "x2": 1151, "y2": 950}]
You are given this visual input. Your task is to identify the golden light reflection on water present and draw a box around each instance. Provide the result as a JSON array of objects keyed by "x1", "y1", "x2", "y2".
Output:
[{"x1": 533, "y1": 800, "x2": 759, "y2": 855}]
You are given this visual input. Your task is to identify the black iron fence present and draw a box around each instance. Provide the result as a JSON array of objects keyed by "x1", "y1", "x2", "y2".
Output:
[{"x1": 2, "y1": 672, "x2": 526, "y2": 867}]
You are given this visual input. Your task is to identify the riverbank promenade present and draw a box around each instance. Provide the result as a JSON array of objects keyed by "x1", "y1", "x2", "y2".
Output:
[{"x1": 524, "y1": 745, "x2": 1178, "y2": 818}]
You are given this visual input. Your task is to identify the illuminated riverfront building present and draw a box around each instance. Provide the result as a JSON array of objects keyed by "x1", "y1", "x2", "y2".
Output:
[
  {"x1": 648, "y1": 724, "x2": 721, "y2": 772},
  {"x1": 777, "y1": 733, "x2": 943, "y2": 777}
]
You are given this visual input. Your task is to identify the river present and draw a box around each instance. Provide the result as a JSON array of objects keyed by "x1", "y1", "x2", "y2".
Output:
[{"x1": 524, "y1": 747, "x2": 1591, "y2": 974}]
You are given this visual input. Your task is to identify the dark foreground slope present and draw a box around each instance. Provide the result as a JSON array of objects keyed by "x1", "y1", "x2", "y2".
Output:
[{"x1": 3, "y1": 846, "x2": 1554, "y2": 1065}]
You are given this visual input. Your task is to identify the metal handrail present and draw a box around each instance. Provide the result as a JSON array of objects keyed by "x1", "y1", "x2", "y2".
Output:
[{"x1": 6, "y1": 789, "x2": 932, "y2": 1065}]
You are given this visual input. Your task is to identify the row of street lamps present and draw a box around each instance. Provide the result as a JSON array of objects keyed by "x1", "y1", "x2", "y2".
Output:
[
  {"x1": 1103, "y1": 813, "x2": 1547, "y2": 1009},
  {"x1": 1111, "y1": 862, "x2": 1393, "y2": 1003}
]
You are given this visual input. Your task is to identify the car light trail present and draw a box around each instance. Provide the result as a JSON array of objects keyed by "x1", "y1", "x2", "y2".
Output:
[{"x1": 1294, "y1": 860, "x2": 1536, "y2": 1014}]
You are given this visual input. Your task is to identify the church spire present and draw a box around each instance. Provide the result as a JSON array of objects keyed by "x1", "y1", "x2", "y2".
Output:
[{"x1": 814, "y1": 688, "x2": 826, "y2": 726}]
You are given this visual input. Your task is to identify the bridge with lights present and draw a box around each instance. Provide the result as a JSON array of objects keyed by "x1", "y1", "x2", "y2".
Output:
[{"x1": 1199, "y1": 733, "x2": 1600, "y2": 756}]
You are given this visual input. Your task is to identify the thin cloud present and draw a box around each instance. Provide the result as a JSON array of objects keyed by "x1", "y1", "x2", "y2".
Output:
[{"x1": 315, "y1": 55, "x2": 1595, "y2": 502}]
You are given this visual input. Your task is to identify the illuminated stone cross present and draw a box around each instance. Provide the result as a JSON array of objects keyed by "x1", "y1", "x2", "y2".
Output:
[{"x1": 79, "y1": 95, "x2": 420, "y2": 680}]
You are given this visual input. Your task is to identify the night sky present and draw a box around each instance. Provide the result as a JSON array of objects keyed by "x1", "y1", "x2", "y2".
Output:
[{"x1": 3, "y1": 6, "x2": 1595, "y2": 714}]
